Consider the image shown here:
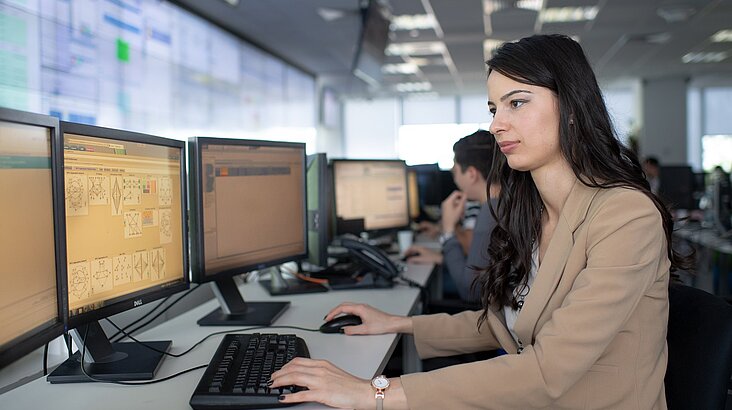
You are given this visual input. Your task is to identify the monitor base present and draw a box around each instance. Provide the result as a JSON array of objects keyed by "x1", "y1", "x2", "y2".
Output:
[
  {"x1": 197, "y1": 302, "x2": 290, "y2": 326},
  {"x1": 47, "y1": 340, "x2": 171, "y2": 383}
]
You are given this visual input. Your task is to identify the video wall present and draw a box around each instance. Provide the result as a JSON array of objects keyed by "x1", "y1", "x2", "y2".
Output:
[{"x1": 0, "y1": 0, "x2": 316, "y2": 139}]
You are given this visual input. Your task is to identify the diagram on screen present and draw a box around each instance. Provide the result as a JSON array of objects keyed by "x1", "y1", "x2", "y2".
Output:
[
  {"x1": 65, "y1": 173, "x2": 89, "y2": 216},
  {"x1": 113, "y1": 254, "x2": 132, "y2": 286},
  {"x1": 124, "y1": 211, "x2": 143, "y2": 238},
  {"x1": 88, "y1": 175, "x2": 110, "y2": 205},
  {"x1": 123, "y1": 176, "x2": 142, "y2": 205},
  {"x1": 150, "y1": 248, "x2": 166, "y2": 280},
  {"x1": 91, "y1": 257, "x2": 113, "y2": 294},
  {"x1": 143, "y1": 176, "x2": 157, "y2": 194},
  {"x1": 159, "y1": 176, "x2": 172, "y2": 206},
  {"x1": 133, "y1": 250, "x2": 150, "y2": 282},
  {"x1": 142, "y1": 209, "x2": 158, "y2": 228},
  {"x1": 111, "y1": 175, "x2": 123, "y2": 215},
  {"x1": 159, "y1": 209, "x2": 172, "y2": 244},
  {"x1": 68, "y1": 261, "x2": 91, "y2": 303}
]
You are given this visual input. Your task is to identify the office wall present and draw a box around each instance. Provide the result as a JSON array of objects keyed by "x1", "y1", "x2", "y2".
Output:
[
  {"x1": 641, "y1": 77, "x2": 688, "y2": 163},
  {"x1": 343, "y1": 98, "x2": 399, "y2": 159},
  {"x1": 0, "y1": 0, "x2": 316, "y2": 143}
]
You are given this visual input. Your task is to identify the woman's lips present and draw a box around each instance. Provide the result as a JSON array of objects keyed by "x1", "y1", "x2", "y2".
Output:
[{"x1": 498, "y1": 141, "x2": 519, "y2": 154}]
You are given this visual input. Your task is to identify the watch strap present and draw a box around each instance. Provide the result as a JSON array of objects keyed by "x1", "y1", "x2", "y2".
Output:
[{"x1": 439, "y1": 231, "x2": 454, "y2": 245}]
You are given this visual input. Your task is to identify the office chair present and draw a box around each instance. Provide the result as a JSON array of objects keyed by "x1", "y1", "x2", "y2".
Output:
[{"x1": 665, "y1": 283, "x2": 732, "y2": 410}]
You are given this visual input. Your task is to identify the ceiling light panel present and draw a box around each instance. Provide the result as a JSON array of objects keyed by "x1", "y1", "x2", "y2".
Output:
[
  {"x1": 391, "y1": 14, "x2": 437, "y2": 31},
  {"x1": 711, "y1": 29, "x2": 732, "y2": 42},
  {"x1": 395, "y1": 82, "x2": 433, "y2": 92},
  {"x1": 382, "y1": 63, "x2": 420, "y2": 74},
  {"x1": 681, "y1": 52, "x2": 728, "y2": 63},
  {"x1": 386, "y1": 41, "x2": 446, "y2": 56},
  {"x1": 540, "y1": 6, "x2": 599, "y2": 23}
]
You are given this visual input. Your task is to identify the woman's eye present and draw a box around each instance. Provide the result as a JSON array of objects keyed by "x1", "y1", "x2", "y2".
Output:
[
  {"x1": 510, "y1": 99, "x2": 526, "y2": 109},
  {"x1": 488, "y1": 107, "x2": 496, "y2": 116}
]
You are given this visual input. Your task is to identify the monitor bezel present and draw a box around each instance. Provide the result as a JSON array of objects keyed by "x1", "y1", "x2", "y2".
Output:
[
  {"x1": 330, "y1": 158, "x2": 411, "y2": 235},
  {"x1": 188, "y1": 137, "x2": 309, "y2": 284},
  {"x1": 306, "y1": 153, "x2": 331, "y2": 268},
  {"x1": 60, "y1": 121, "x2": 190, "y2": 329},
  {"x1": 0, "y1": 108, "x2": 67, "y2": 369}
]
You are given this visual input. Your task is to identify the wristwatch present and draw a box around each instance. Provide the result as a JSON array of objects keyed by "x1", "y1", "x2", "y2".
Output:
[
  {"x1": 439, "y1": 231, "x2": 454, "y2": 245},
  {"x1": 371, "y1": 375, "x2": 390, "y2": 410}
]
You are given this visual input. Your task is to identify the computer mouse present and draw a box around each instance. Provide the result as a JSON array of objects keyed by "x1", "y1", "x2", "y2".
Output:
[
  {"x1": 401, "y1": 251, "x2": 420, "y2": 261},
  {"x1": 319, "y1": 314, "x2": 363, "y2": 334}
]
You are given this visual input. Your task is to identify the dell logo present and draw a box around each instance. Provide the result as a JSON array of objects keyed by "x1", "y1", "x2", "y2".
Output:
[{"x1": 133, "y1": 299, "x2": 143, "y2": 307}]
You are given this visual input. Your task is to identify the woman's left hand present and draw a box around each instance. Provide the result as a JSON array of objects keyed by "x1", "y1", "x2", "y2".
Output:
[{"x1": 270, "y1": 357, "x2": 372, "y2": 409}]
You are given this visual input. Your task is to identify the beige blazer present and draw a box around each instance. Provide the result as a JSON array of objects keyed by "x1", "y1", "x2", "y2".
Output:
[{"x1": 400, "y1": 180, "x2": 670, "y2": 409}]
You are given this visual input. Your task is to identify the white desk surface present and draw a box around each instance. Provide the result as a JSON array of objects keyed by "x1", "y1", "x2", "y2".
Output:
[{"x1": 0, "y1": 263, "x2": 433, "y2": 410}]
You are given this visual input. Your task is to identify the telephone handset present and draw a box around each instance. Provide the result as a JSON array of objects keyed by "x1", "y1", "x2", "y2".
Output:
[{"x1": 337, "y1": 237, "x2": 400, "y2": 280}]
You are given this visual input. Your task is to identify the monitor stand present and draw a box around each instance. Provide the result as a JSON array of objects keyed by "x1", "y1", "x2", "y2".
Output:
[
  {"x1": 47, "y1": 321, "x2": 170, "y2": 383},
  {"x1": 197, "y1": 276, "x2": 290, "y2": 326},
  {"x1": 259, "y1": 266, "x2": 328, "y2": 296}
]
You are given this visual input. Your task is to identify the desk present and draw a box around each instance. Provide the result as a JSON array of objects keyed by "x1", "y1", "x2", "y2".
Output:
[
  {"x1": 673, "y1": 224, "x2": 732, "y2": 297},
  {"x1": 0, "y1": 263, "x2": 433, "y2": 410}
]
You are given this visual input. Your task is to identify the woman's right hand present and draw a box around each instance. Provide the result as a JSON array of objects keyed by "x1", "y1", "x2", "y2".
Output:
[{"x1": 323, "y1": 302, "x2": 413, "y2": 335}]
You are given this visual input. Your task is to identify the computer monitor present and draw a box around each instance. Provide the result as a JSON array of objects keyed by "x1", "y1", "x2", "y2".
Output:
[
  {"x1": 331, "y1": 159, "x2": 409, "y2": 235},
  {"x1": 189, "y1": 137, "x2": 321, "y2": 326},
  {"x1": 658, "y1": 165, "x2": 697, "y2": 210},
  {"x1": 0, "y1": 108, "x2": 66, "y2": 369},
  {"x1": 306, "y1": 153, "x2": 332, "y2": 268},
  {"x1": 407, "y1": 170, "x2": 420, "y2": 220},
  {"x1": 48, "y1": 122, "x2": 189, "y2": 383},
  {"x1": 410, "y1": 164, "x2": 456, "y2": 209},
  {"x1": 711, "y1": 172, "x2": 732, "y2": 235}
]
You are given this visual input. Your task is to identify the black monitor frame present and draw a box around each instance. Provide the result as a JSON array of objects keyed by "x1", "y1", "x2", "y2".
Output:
[
  {"x1": 330, "y1": 158, "x2": 410, "y2": 237},
  {"x1": 60, "y1": 122, "x2": 190, "y2": 329},
  {"x1": 189, "y1": 137, "x2": 319, "y2": 326},
  {"x1": 48, "y1": 122, "x2": 189, "y2": 383},
  {"x1": 0, "y1": 108, "x2": 67, "y2": 369},
  {"x1": 306, "y1": 153, "x2": 332, "y2": 268}
]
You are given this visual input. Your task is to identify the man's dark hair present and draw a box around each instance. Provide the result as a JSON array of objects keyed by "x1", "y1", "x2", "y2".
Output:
[
  {"x1": 452, "y1": 130, "x2": 496, "y2": 182},
  {"x1": 644, "y1": 156, "x2": 660, "y2": 167}
]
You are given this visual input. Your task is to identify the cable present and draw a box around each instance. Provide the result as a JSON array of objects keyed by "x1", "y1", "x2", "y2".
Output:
[
  {"x1": 76, "y1": 321, "x2": 318, "y2": 386},
  {"x1": 43, "y1": 342, "x2": 49, "y2": 376},
  {"x1": 396, "y1": 274, "x2": 431, "y2": 310},
  {"x1": 77, "y1": 325, "x2": 207, "y2": 386},
  {"x1": 108, "y1": 296, "x2": 171, "y2": 342},
  {"x1": 64, "y1": 331, "x2": 74, "y2": 359},
  {"x1": 105, "y1": 318, "x2": 319, "y2": 359},
  {"x1": 112, "y1": 284, "x2": 202, "y2": 342}
]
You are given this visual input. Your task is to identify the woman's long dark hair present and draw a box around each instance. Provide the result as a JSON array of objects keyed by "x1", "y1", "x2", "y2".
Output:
[{"x1": 476, "y1": 34, "x2": 692, "y2": 327}]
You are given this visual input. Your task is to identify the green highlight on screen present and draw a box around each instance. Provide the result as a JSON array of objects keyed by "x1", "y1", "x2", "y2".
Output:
[
  {"x1": 0, "y1": 156, "x2": 51, "y2": 169},
  {"x1": 116, "y1": 38, "x2": 130, "y2": 62}
]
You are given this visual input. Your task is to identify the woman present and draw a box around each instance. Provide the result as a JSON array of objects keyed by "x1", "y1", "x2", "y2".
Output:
[{"x1": 270, "y1": 34, "x2": 688, "y2": 409}]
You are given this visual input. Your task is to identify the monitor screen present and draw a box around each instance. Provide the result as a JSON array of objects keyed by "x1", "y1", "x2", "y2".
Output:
[
  {"x1": 62, "y1": 124, "x2": 188, "y2": 323},
  {"x1": 0, "y1": 108, "x2": 65, "y2": 369},
  {"x1": 332, "y1": 159, "x2": 409, "y2": 233},
  {"x1": 189, "y1": 138, "x2": 307, "y2": 281}
]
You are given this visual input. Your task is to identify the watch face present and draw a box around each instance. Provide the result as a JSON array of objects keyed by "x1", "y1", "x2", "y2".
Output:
[{"x1": 372, "y1": 376, "x2": 389, "y2": 389}]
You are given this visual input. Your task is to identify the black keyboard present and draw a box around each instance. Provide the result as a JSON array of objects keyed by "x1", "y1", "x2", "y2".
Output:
[{"x1": 190, "y1": 333, "x2": 310, "y2": 410}]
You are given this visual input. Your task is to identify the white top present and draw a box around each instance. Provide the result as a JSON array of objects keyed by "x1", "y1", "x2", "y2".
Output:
[{"x1": 504, "y1": 246, "x2": 538, "y2": 344}]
